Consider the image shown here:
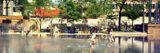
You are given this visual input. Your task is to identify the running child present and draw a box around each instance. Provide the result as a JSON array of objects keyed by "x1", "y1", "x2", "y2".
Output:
[
  {"x1": 107, "y1": 28, "x2": 114, "y2": 47},
  {"x1": 90, "y1": 29, "x2": 96, "y2": 48}
]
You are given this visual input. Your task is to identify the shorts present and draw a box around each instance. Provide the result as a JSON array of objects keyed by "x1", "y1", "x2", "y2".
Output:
[
  {"x1": 91, "y1": 39, "x2": 95, "y2": 42},
  {"x1": 108, "y1": 36, "x2": 113, "y2": 41}
]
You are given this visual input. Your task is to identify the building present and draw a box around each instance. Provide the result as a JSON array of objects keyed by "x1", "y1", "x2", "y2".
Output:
[
  {"x1": 110, "y1": 0, "x2": 158, "y2": 25},
  {"x1": 0, "y1": 0, "x2": 3, "y2": 15},
  {"x1": 0, "y1": 0, "x2": 24, "y2": 24}
]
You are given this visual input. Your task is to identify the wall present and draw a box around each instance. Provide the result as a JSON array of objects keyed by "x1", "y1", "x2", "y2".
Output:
[
  {"x1": 148, "y1": 24, "x2": 160, "y2": 40},
  {"x1": 2, "y1": 0, "x2": 22, "y2": 16}
]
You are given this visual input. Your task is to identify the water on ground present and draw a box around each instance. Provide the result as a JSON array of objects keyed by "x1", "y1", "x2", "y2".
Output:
[{"x1": 0, "y1": 35, "x2": 159, "y2": 53}]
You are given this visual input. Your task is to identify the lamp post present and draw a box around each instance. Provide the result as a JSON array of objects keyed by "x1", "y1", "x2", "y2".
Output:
[
  {"x1": 149, "y1": 0, "x2": 152, "y2": 24},
  {"x1": 142, "y1": 0, "x2": 145, "y2": 32}
]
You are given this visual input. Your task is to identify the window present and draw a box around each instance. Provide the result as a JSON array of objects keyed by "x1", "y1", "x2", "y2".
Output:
[
  {"x1": 3, "y1": 20, "x2": 11, "y2": 23},
  {"x1": 13, "y1": 7, "x2": 23, "y2": 12},
  {"x1": 113, "y1": 4, "x2": 116, "y2": 9},
  {"x1": 152, "y1": 4, "x2": 155, "y2": 9},
  {"x1": 116, "y1": 4, "x2": 118, "y2": 9}
]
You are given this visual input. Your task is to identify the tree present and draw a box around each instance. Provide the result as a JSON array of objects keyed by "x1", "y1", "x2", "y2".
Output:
[
  {"x1": 58, "y1": 0, "x2": 113, "y2": 32},
  {"x1": 79, "y1": 0, "x2": 113, "y2": 19},
  {"x1": 113, "y1": 0, "x2": 127, "y2": 31},
  {"x1": 58, "y1": 1, "x2": 82, "y2": 32},
  {"x1": 81, "y1": 0, "x2": 101, "y2": 31},
  {"x1": 20, "y1": 0, "x2": 34, "y2": 17},
  {"x1": 100, "y1": 0, "x2": 113, "y2": 18},
  {"x1": 81, "y1": 0, "x2": 113, "y2": 31},
  {"x1": 34, "y1": 0, "x2": 52, "y2": 32},
  {"x1": 85, "y1": 2, "x2": 103, "y2": 18},
  {"x1": 20, "y1": 0, "x2": 52, "y2": 32},
  {"x1": 63, "y1": 1, "x2": 82, "y2": 21},
  {"x1": 122, "y1": 4, "x2": 143, "y2": 30}
]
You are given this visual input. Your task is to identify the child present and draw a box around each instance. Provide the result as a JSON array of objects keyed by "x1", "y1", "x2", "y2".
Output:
[
  {"x1": 90, "y1": 29, "x2": 96, "y2": 48},
  {"x1": 26, "y1": 30, "x2": 30, "y2": 36},
  {"x1": 107, "y1": 28, "x2": 114, "y2": 47}
]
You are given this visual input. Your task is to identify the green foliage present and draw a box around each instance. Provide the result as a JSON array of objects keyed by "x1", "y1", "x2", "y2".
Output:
[
  {"x1": 158, "y1": 0, "x2": 160, "y2": 6},
  {"x1": 20, "y1": 0, "x2": 34, "y2": 16},
  {"x1": 34, "y1": 0, "x2": 51, "y2": 9},
  {"x1": 113, "y1": 0, "x2": 126, "y2": 6},
  {"x1": 86, "y1": 3, "x2": 103, "y2": 18},
  {"x1": 122, "y1": 4, "x2": 143, "y2": 20},
  {"x1": 60, "y1": 1, "x2": 82, "y2": 21},
  {"x1": 107, "y1": 15, "x2": 114, "y2": 19},
  {"x1": 59, "y1": 0, "x2": 113, "y2": 22},
  {"x1": 113, "y1": 31, "x2": 137, "y2": 33},
  {"x1": 21, "y1": 0, "x2": 51, "y2": 17},
  {"x1": 146, "y1": 1, "x2": 151, "y2": 9},
  {"x1": 102, "y1": 0, "x2": 113, "y2": 16},
  {"x1": 85, "y1": 0, "x2": 113, "y2": 18}
]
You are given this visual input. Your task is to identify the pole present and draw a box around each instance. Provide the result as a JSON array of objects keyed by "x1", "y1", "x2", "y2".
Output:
[
  {"x1": 155, "y1": 3, "x2": 158, "y2": 24},
  {"x1": 142, "y1": 0, "x2": 145, "y2": 32},
  {"x1": 118, "y1": 37, "x2": 121, "y2": 53},
  {"x1": 149, "y1": 0, "x2": 152, "y2": 24},
  {"x1": 142, "y1": 37, "x2": 144, "y2": 53}
]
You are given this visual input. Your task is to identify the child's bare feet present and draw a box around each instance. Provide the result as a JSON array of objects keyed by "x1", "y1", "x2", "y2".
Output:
[{"x1": 107, "y1": 44, "x2": 110, "y2": 48}]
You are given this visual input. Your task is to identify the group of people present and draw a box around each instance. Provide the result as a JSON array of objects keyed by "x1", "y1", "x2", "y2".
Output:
[{"x1": 89, "y1": 28, "x2": 114, "y2": 48}]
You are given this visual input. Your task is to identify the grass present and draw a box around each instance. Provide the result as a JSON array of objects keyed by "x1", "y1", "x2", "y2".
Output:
[{"x1": 113, "y1": 31, "x2": 140, "y2": 33}]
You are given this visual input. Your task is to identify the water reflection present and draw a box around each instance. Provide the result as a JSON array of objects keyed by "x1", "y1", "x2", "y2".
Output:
[
  {"x1": 0, "y1": 35, "x2": 9, "y2": 53},
  {"x1": 123, "y1": 45, "x2": 141, "y2": 53},
  {"x1": 0, "y1": 35, "x2": 160, "y2": 53}
]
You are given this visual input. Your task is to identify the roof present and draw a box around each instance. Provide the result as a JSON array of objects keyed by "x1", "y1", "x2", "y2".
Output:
[
  {"x1": 34, "y1": 9, "x2": 60, "y2": 17},
  {"x1": 0, "y1": 16, "x2": 23, "y2": 19}
]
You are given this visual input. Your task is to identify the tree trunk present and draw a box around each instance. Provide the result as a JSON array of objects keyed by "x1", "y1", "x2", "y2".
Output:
[
  {"x1": 82, "y1": 18, "x2": 87, "y2": 32},
  {"x1": 118, "y1": 7, "x2": 122, "y2": 31},
  {"x1": 60, "y1": 18, "x2": 63, "y2": 33},
  {"x1": 40, "y1": 18, "x2": 42, "y2": 32},
  {"x1": 118, "y1": 0, "x2": 126, "y2": 31},
  {"x1": 39, "y1": 8, "x2": 42, "y2": 32},
  {"x1": 50, "y1": 19, "x2": 54, "y2": 35}
]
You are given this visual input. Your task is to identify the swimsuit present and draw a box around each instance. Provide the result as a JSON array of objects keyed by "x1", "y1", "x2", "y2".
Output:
[
  {"x1": 110, "y1": 32, "x2": 112, "y2": 34},
  {"x1": 108, "y1": 32, "x2": 113, "y2": 41},
  {"x1": 91, "y1": 33, "x2": 96, "y2": 41},
  {"x1": 108, "y1": 36, "x2": 113, "y2": 41}
]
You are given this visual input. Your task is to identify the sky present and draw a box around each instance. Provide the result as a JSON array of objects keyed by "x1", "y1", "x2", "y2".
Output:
[{"x1": 52, "y1": 0, "x2": 63, "y2": 5}]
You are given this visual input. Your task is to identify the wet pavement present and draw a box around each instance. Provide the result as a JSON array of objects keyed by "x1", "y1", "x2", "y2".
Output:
[{"x1": 0, "y1": 35, "x2": 160, "y2": 53}]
